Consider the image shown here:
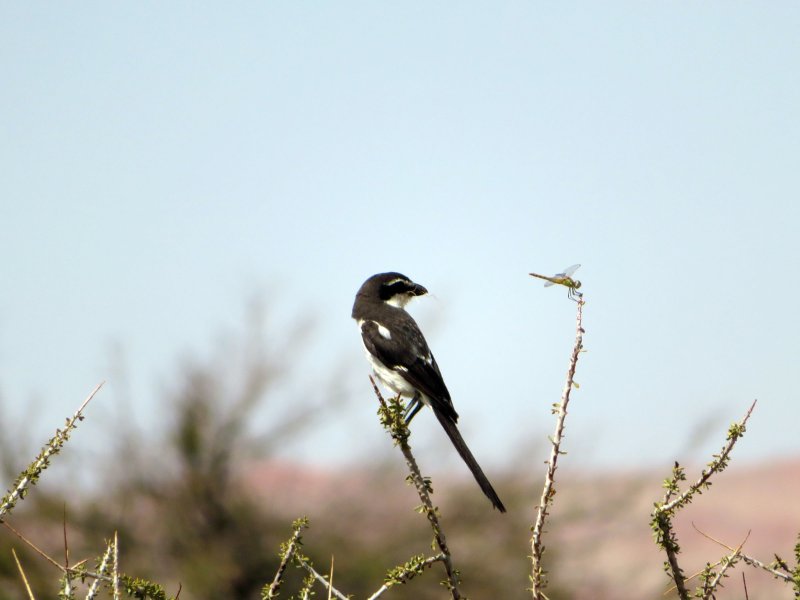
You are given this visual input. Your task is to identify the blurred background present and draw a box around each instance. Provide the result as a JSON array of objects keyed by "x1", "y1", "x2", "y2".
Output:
[{"x1": 1, "y1": 3, "x2": 798, "y2": 598}]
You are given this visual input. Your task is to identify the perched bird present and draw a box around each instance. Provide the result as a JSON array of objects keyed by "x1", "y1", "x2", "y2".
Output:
[{"x1": 352, "y1": 272, "x2": 506, "y2": 512}]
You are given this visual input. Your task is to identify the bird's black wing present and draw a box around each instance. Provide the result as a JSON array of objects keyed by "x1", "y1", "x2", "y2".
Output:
[
  {"x1": 360, "y1": 318, "x2": 458, "y2": 422},
  {"x1": 361, "y1": 318, "x2": 504, "y2": 512}
]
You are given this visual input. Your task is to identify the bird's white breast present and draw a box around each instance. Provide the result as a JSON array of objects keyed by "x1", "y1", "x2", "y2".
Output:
[
  {"x1": 357, "y1": 318, "x2": 418, "y2": 397},
  {"x1": 362, "y1": 345, "x2": 416, "y2": 397}
]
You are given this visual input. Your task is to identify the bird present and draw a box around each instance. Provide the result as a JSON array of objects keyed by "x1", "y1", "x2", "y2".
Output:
[{"x1": 352, "y1": 272, "x2": 506, "y2": 513}]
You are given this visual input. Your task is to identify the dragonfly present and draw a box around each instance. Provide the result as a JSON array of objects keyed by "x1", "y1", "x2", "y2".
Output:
[{"x1": 529, "y1": 264, "x2": 582, "y2": 301}]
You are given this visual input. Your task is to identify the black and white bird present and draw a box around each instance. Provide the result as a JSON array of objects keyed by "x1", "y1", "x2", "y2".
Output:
[{"x1": 352, "y1": 272, "x2": 506, "y2": 513}]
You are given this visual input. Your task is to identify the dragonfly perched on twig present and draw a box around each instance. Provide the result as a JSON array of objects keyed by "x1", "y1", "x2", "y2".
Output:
[{"x1": 529, "y1": 264, "x2": 582, "y2": 301}]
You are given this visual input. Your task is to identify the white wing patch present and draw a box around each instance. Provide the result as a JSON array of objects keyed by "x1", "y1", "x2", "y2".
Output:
[{"x1": 357, "y1": 319, "x2": 392, "y2": 340}]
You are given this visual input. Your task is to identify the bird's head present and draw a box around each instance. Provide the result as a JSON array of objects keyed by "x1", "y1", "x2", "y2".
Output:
[{"x1": 354, "y1": 272, "x2": 428, "y2": 311}]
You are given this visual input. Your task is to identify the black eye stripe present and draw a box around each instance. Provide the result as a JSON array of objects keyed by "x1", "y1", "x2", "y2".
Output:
[{"x1": 379, "y1": 280, "x2": 412, "y2": 300}]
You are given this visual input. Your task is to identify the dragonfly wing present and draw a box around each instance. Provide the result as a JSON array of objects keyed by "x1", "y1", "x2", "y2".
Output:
[
  {"x1": 543, "y1": 279, "x2": 556, "y2": 287},
  {"x1": 561, "y1": 264, "x2": 581, "y2": 278}
]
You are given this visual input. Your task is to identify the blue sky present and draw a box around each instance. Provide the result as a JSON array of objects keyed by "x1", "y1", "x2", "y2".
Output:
[{"x1": 1, "y1": 3, "x2": 798, "y2": 474}]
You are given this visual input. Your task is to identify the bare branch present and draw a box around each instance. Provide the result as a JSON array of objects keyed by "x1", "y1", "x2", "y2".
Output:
[
  {"x1": 366, "y1": 554, "x2": 446, "y2": 600},
  {"x1": 112, "y1": 532, "x2": 120, "y2": 600},
  {"x1": 700, "y1": 531, "x2": 750, "y2": 599},
  {"x1": 265, "y1": 518, "x2": 307, "y2": 599},
  {"x1": 0, "y1": 382, "x2": 104, "y2": 520},
  {"x1": 293, "y1": 556, "x2": 350, "y2": 600},
  {"x1": 652, "y1": 401, "x2": 757, "y2": 599},
  {"x1": 371, "y1": 378, "x2": 462, "y2": 599},
  {"x1": 85, "y1": 540, "x2": 114, "y2": 600},
  {"x1": 531, "y1": 297, "x2": 585, "y2": 598},
  {"x1": 661, "y1": 400, "x2": 757, "y2": 514},
  {"x1": 12, "y1": 548, "x2": 36, "y2": 600},
  {"x1": 692, "y1": 523, "x2": 794, "y2": 583},
  {"x1": 3, "y1": 520, "x2": 64, "y2": 570}
]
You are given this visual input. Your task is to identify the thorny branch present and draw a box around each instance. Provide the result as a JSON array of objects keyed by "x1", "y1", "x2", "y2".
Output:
[
  {"x1": 371, "y1": 377, "x2": 463, "y2": 600},
  {"x1": 652, "y1": 401, "x2": 757, "y2": 599},
  {"x1": 530, "y1": 297, "x2": 585, "y2": 599}
]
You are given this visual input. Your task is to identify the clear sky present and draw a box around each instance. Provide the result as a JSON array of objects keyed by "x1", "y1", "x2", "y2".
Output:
[{"x1": 1, "y1": 3, "x2": 798, "y2": 473}]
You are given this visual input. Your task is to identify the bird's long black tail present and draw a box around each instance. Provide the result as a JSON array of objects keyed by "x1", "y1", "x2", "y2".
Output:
[{"x1": 432, "y1": 408, "x2": 506, "y2": 513}]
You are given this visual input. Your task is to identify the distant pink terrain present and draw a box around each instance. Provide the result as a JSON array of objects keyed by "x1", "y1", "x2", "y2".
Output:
[{"x1": 247, "y1": 457, "x2": 800, "y2": 599}]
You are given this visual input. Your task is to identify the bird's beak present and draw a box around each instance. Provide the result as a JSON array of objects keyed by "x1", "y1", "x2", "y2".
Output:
[{"x1": 410, "y1": 283, "x2": 428, "y2": 296}]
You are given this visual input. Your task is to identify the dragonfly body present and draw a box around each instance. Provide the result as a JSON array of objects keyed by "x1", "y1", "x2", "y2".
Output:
[{"x1": 529, "y1": 264, "x2": 582, "y2": 300}]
